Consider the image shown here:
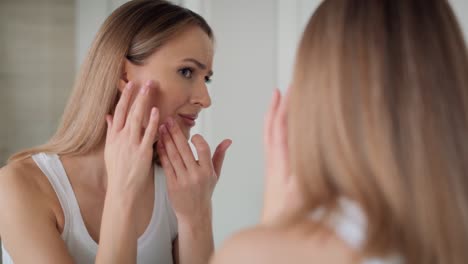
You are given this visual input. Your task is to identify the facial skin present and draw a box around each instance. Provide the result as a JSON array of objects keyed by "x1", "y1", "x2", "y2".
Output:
[{"x1": 119, "y1": 26, "x2": 214, "y2": 140}]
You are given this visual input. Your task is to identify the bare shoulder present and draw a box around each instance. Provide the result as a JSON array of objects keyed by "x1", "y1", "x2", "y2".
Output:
[
  {"x1": 0, "y1": 157, "x2": 57, "y2": 222},
  {"x1": 0, "y1": 157, "x2": 51, "y2": 199},
  {"x1": 211, "y1": 221, "x2": 359, "y2": 264}
]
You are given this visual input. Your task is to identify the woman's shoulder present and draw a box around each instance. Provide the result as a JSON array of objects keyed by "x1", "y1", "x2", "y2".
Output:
[
  {"x1": 0, "y1": 157, "x2": 58, "y2": 216},
  {"x1": 0, "y1": 157, "x2": 47, "y2": 193},
  {"x1": 211, "y1": 220, "x2": 359, "y2": 264}
]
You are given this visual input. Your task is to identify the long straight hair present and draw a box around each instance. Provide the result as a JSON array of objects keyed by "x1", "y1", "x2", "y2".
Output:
[
  {"x1": 8, "y1": 0, "x2": 212, "y2": 162},
  {"x1": 289, "y1": 0, "x2": 468, "y2": 262}
]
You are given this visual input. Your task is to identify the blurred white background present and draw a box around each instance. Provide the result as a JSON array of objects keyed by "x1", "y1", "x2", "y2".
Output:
[{"x1": 1, "y1": 1, "x2": 468, "y2": 257}]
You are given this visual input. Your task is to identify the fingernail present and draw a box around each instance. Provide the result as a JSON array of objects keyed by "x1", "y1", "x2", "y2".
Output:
[
  {"x1": 151, "y1": 107, "x2": 158, "y2": 118},
  {"x1": 145, "y1": 80, "x2": 153, "y2": 86},
  {"x1": 127, "y1": 81, "x2": 133, "y2": 90}
]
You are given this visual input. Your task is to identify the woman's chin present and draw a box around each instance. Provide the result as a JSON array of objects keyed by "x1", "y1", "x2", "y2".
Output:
[{"x1": 182, "y1": 128, "x2": 191, "y2": 140}]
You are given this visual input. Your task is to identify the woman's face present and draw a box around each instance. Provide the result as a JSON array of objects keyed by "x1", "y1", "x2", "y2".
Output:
[{"x1": 121, "y1": 26, "x2": 214, "y2": 140}]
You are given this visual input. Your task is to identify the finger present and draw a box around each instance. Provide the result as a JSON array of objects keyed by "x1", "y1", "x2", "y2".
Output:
[
  {"x1": 212, "y1": 139, "x2": 232, "y2": 179},
  {"x1": 190, "y1": 134, "x2": 212, "y2": 169},
  {"x1": 141, "y1": 107, "x2": 159, "y2": 148},
  {"x1": 128, "y1": 81, "x2": 152, "y2": 142},
  {"x1": 166, "y1": 117, "x2": 197, "y2": 169},
  {"x1": 159, "y1": 124, "x2": 187, "y2": 176},
  {"x1": 273, "y1": 89, "x2": 290, "y2": 174},
  {"x1": 275, "y1": 88, "x2": 289, "y2": 145},
  {"x1": 264, "y1": 89, "x2": 281, "y2": 145},
  {"x1": 157, "y1": 140, "x2": 177, "y2": 187},
  {"x1": 113, "y1": 81, "x2": 134, "y2": 131}
]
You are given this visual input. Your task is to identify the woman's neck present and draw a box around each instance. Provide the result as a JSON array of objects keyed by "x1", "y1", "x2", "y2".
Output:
[
  {"x1": 61, "y1": 145, "x2": 108, "y2": 193},
  {"x1": 60, "y1": 145, "x2": 155, "y2": 195}
]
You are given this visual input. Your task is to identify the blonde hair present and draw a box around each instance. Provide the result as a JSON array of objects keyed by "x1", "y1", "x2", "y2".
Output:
[
  {"x1": 290, "y1": 0, "x2": 468, "y2": 262},
  {"x1": 9, "y1": 0, "x2": 212, "y2": 162}
]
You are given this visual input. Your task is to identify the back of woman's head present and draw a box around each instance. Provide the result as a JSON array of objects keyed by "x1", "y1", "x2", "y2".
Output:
[
  {"x1": 289, "y1": 0, "x2": 468, "y2": 262},
  {"x1": 9, "y1": 0, "x2": 212, "y2": 162}
]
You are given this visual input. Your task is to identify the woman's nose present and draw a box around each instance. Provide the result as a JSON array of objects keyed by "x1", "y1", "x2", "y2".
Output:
[{"x1": 191, "y1": 82, "x2": 212, "y2": 108}]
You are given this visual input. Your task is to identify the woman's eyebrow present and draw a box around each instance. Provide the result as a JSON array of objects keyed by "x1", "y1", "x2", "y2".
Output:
[{"x1": 182, "y1": 58, "x2": 213, "y2": 76}]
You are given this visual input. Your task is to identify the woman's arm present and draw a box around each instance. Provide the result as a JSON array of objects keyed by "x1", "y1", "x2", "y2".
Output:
[
  {"x1": 173, "y1": 215, "x2": 214, "y2": 264},
  {"x1": 95, "y1": 189, "x2": 140, "y2": 263},
  {"x1": 157, "y1": 117, "x2": 231, "y2": 264}
]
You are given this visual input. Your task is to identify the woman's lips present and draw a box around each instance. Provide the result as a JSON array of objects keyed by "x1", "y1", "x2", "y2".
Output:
[{"x1": 178, "y1": 114, "x2": 197, "y2": 127}]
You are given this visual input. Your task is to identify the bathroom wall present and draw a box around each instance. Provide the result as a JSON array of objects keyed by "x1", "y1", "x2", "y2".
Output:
[{"x1": 0, "y1": 0, "x2": 75, "y2": 166}]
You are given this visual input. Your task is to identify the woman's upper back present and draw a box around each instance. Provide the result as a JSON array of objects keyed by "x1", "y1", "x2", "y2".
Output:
[{"x1": 212, "y1": 199, "x2": 403, "y2": 264}]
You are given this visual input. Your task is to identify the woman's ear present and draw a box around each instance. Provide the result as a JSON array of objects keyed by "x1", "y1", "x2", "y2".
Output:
[
  {"x1": 118, "y1": 72, "x2": 129, "y2": 93},
  {"x1": 118, "y1": 59, "x2": 133, "y2": 92}
]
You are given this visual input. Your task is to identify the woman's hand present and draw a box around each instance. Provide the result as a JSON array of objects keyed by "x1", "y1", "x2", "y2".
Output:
[
  {"x1": 104, "y1": 80, "x2": 160, "y2": 194},
  {"x1": 97, "y1": 80, "x2": 160, "y2": 264},
  {"x1": 156, "y1": 117, "x2": 231, "y2": 224},
  {"x1": 261, "y1": 89, "x2": 303, "y2": 225}
]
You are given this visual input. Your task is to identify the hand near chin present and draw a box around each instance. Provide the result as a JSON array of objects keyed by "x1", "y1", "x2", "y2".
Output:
[
  {"x1": 156, "y1": 117, "x2": 232, "y2": 224},
  {"x1": 104, "y1": 80, "x2": 159, "y2": 195},
  {"x1": 261, "y1": 89, "x2": 303, "y2": 225}
]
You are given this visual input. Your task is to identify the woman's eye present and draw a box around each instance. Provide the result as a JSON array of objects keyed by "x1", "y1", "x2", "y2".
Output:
[
  {"x1": 179, "y1": 68, "x2": 193, "y2": 79},
  {"x1": 205, "y1": 76, "x2": 212, "y2": 84}
]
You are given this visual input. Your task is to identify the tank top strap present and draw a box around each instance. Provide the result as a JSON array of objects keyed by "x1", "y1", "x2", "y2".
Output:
[
  {"x1": 311, "y1": 198, "x2": 404, "y2": 264},
  {"x1": 155, "y1": 166, "x2": 178, "y2": 239},
  {"x1": 31, "y1": 152, "x2": 76, "y2": 238}
]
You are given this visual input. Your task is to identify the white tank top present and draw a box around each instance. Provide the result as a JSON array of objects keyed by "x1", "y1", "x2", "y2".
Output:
[
  {"x1": 2, "y1": 153, "x2": 178, "y2": 264},
  {"x1": 313, "y1": 198, "x2": 404, "y2": 264}
]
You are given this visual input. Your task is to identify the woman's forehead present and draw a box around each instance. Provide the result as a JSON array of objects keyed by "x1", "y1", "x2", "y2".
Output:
[
  {"x1": 144, "y1": 27, "x2": 214, "y2": 70},
  {"x1": 160, "y1": 27, "x2": 213, "y2": 58}
]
